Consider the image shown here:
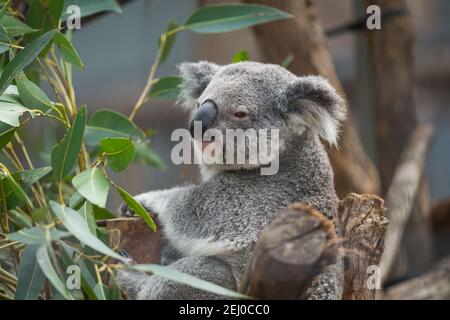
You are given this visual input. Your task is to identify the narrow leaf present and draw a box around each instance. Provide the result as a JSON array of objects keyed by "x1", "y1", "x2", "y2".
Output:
[
  {"x1": 159, "y1": 19, "x2": 178, "y2": 65},
  {"x1": 16, "y1": 74, "x2": 53, "y2": 112},
  {"x1": 54, "y1": 32, "x2": 84, "y2": 69},
  {"x1": 62, "y1": 0, "x2": 122, "y2": 21},
  {"x1": 0, "y1": 15, "x2": 37, "y2": 37},
  {"x1": 0, "y1": 29, "x2": 57, "y2": 96},
  {"x1": 50, "y1": 201, "x2": 127, "y2": 262},
  {"x1": 15, "y1": 244, "x2": 45, "y2": 300},
  {"x1": 132, "y1": 264, "x2": 247, "y2": 299},
  {"x1": 36, "y1": 244, "x2": 74, "y2": 300},
  {"x1": 51, "y1": 106, "x2": 86, "y2": 181},
  {"x1": 184, "y1": 4, "x2": 292, "y2": 34},
  {"x1": 116, "y1": 186, "x2": 156, "y2": 231}
]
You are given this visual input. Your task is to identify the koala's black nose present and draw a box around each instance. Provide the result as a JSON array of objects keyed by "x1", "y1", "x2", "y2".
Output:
[{"x1": 189, "y1": 100, "x2": 218, "y2": 138}]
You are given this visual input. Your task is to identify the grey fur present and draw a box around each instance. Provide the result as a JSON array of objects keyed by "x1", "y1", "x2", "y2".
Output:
[{"x1": 117, "y1": 61, "x2": 346, "y2": 300}]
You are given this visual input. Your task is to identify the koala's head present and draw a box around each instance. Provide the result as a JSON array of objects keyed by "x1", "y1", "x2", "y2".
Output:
[{"x1": 178, "y1": 61, "x2": 346, "y2": 173}]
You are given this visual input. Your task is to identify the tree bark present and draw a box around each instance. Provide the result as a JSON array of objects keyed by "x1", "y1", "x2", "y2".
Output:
[
  {"x1": 242, "y1": 0, "x2": 381, "y2": 198},
  {"x1": 239, "y1": 203, "x2": 339, "y2": 299},
  {"x1": 338, "y1": 194, "x2": 388, "y2": 300}
]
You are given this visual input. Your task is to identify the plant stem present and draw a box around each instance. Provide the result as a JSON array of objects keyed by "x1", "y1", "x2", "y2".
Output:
[{"x1": 129, "y1": 33, "x2": 168, "y2": 121}]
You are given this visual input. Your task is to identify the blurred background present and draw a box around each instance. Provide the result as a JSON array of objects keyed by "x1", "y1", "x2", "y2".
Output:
[{"x1": 20, "y1": 0, "x2": 450, "y2": 254}]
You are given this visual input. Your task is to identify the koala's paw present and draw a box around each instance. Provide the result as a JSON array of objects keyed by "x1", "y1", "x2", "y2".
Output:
[
  {"x1": 119, "y1": 203, "x2": 135, "y2": 217},
  {"x1": 118, "y1": 249, "x2": 136, "y2": 265}
]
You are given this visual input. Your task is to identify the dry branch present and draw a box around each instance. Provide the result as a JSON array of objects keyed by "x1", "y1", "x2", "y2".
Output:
[
  {"x1": 382, "y1": 257, "x2": 450, "y2": 300},
  {"x1": 379, "y1": 125, "x2": 434, "y2": 282},
  {"x1": 242, "y1": 0, "x2": 381, "y2": 197},
  {"x1": 239, "y1": 203, "x2": 339, "y2": 299},
  {"x1": 338, "y1": 194, "x2": 388, "y2": 299}
]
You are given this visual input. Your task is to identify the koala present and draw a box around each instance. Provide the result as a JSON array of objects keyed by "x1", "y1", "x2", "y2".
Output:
[{"x1": 116, "y1": 61, "x2": 346, "y2": 300}]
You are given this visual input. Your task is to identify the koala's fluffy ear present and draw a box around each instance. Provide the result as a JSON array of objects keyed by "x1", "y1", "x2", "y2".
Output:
[
  {"x1": 284, "y1": 75, "x2": 346, "y2": 145},
  {"x1": 177, "y1": 61, "x2": 221, "y2": 110}
]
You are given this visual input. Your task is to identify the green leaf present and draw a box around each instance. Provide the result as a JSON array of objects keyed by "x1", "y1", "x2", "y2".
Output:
[
  {"x1": 0, "y1": 0, "x2": 13, "y2": 21},
  {"x1": 184, "y1": 4, "x2": 292, "y2": 34},
  {"x1": 0, "y1": 29, "x2": 57, "y2": 96},
  {"x1": 92, "y1": 205, "x2": 116, "y2": 220},
  {"x1": 62, "y1": 0, "x2": 122, "y2": 21},
  {"x1": 160, "y1": 19, "x2": 178, "y2": 65},
  {"x1": 24, "y1": 0, "x2": 63, "y2": 45},
  {"x1": 85, "y1": 109, "x2": 145, "y2": 146},
  {"x1": 0, "y1": 121, "x2": 15, "y2": 150},
  {"x1": 50, "y1": 201, "x2": 127, "y2": 262},
  {"x1": 0, "y1": 167, "x2": 51, "y2": 210},
  {"x1": 115, "y1": 186, "x2": 156, "y2": 231},
  {"x1": 281, "y1": 53, "x2": 294, "y2": 68},
  {"x1": 8, "y1": 209, "x2": 33, "y2": 228},
  {"x1": 132, "y1": 264, "x2": 247, "y2": 299},
  {"x1": 0, "y1": 15, "x2": 37, "y2": 37},
  {"x1": 134, "y1": 141, "x2": 165, "y2": 169},
  {"x1": 8, "y1": 226, "x2": 70, "y2": 245},
  {"x1": 78, "y1": 201, "x2": 97, "y2": 236},
  {"x1": 51, "y1": 106, "x2": 86, "y2": 181},
  {"x1": 101, "y1": 137, "x2": 135, "y2": 172},
  {"x1": 36, "y1": 244, "x2": 74, "y2": 300},
  {"x1": 15, "y1": 244, "x2": 45, "y2": 300},
  {"x1": 72, "y1": 167, "x2": 109, "y2": 208},
  {"x1": 54, "y1": 32, "x2": 84, "y2": 69},
  {"x1": 231, "y1": 49, "x2": 250, "y2": 63},
  {"x1": 16, "y1": 74, "x2": 53, "y2": 112},
  {"x1": 0, "y1": 101, "x2": 30, "y2": 126},
  {"x1": 149, "y1": 76, "x2": 182, "y2": 100},
  {"x1": 4, "y1": 173, "x2": 34, "y2": 209}
]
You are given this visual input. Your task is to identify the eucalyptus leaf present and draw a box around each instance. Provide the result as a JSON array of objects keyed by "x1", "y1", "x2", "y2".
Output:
[
  {"x1": 100, "y1": 137, "x2": 135, "y2": 172},
  {"x1": 116, "y1": 186, "x2": 156, "y2": 231},
  {"x1": 15, "y1": 244, "x2": 45, "y2": 300},
  {"x1": 0, "y1": 15, "x2": 37, "y2": 37},
  {"x1": 16, "y1": 74, "x2": 53, "y2": 112},
  {"x1": 54, "y1": 32, "x2": 84, "y2": 69},
  {"x1": 160, "y1": 19, "x2": 178, "y2": 65},
  {"x1": 85, "y1": 109, "x2": 145, "y2": 146},
  {"x1": 24, "y1": 0, "x2": 63, "y2": 45},
  {"x1": 8, "y1": 226, "x2": 70, "y2": 245},
  {"x1": 36, "y1": 244, "x2": 74, "y2": 300},
  {"x1": 184, "y1": 4, "x2": 292, "y2": 34},
  {"x1": 72, "y1": 167, "x2": 109, "y2": 208},
  {"x1": 62, "y1": 0, "x2": 121, "y2": 21},
  {"x1": 0, "y1": 121, "x2": 15, "y2": 150},
  {"x1": 51, "y1": 106, "x2": 86, "y2": 181},
  {"x1": 231, "y1": 49, "x2": 250, "y2": 63},
  {"x1": 149, "y1": 76, "x2": 182, "y2": 100},
  {"x1": 132, "y1": 264, "x2": 247, "y2": 299},
  {"x1": 0, "y1": 101, "x2": 30, "y2": 126},
  {"x1": 0, "y1": 29, "x2": 57, "y2": 96},
  {"x1": 50, "y1": 201, "x2": 127, "y2": 262}
]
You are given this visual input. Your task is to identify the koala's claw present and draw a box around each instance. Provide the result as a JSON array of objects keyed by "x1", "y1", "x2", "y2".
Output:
[
  {"x1": 118, "y1": 249, "x2": 136, "y2": 265},
  {"x1": 119, "y1": 203, "x2": 135, "y2": 217}
]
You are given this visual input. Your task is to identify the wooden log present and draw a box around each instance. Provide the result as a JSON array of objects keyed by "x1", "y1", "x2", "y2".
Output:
[
  {"x1": 379, "y1": 125, "x2": 434, "y2": 282},
  {"x1": 338, "y1": 194, "x2": 388, "y2": 300},
  {"x1": 381, "y1": 257, "x2": 450, "y2": 300},
  {"x1": 430, "y1": 198, "x2": 450, "y2": 260},
  {"x1": 242, "y1": 0, "x2": 381, "y2": 198},
  {"x1": 102, "y1": 217, "x2": 163, "y2": 264},
  {"x1": 239, "y1": 203, "x2": 339, "y2": 299}
]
